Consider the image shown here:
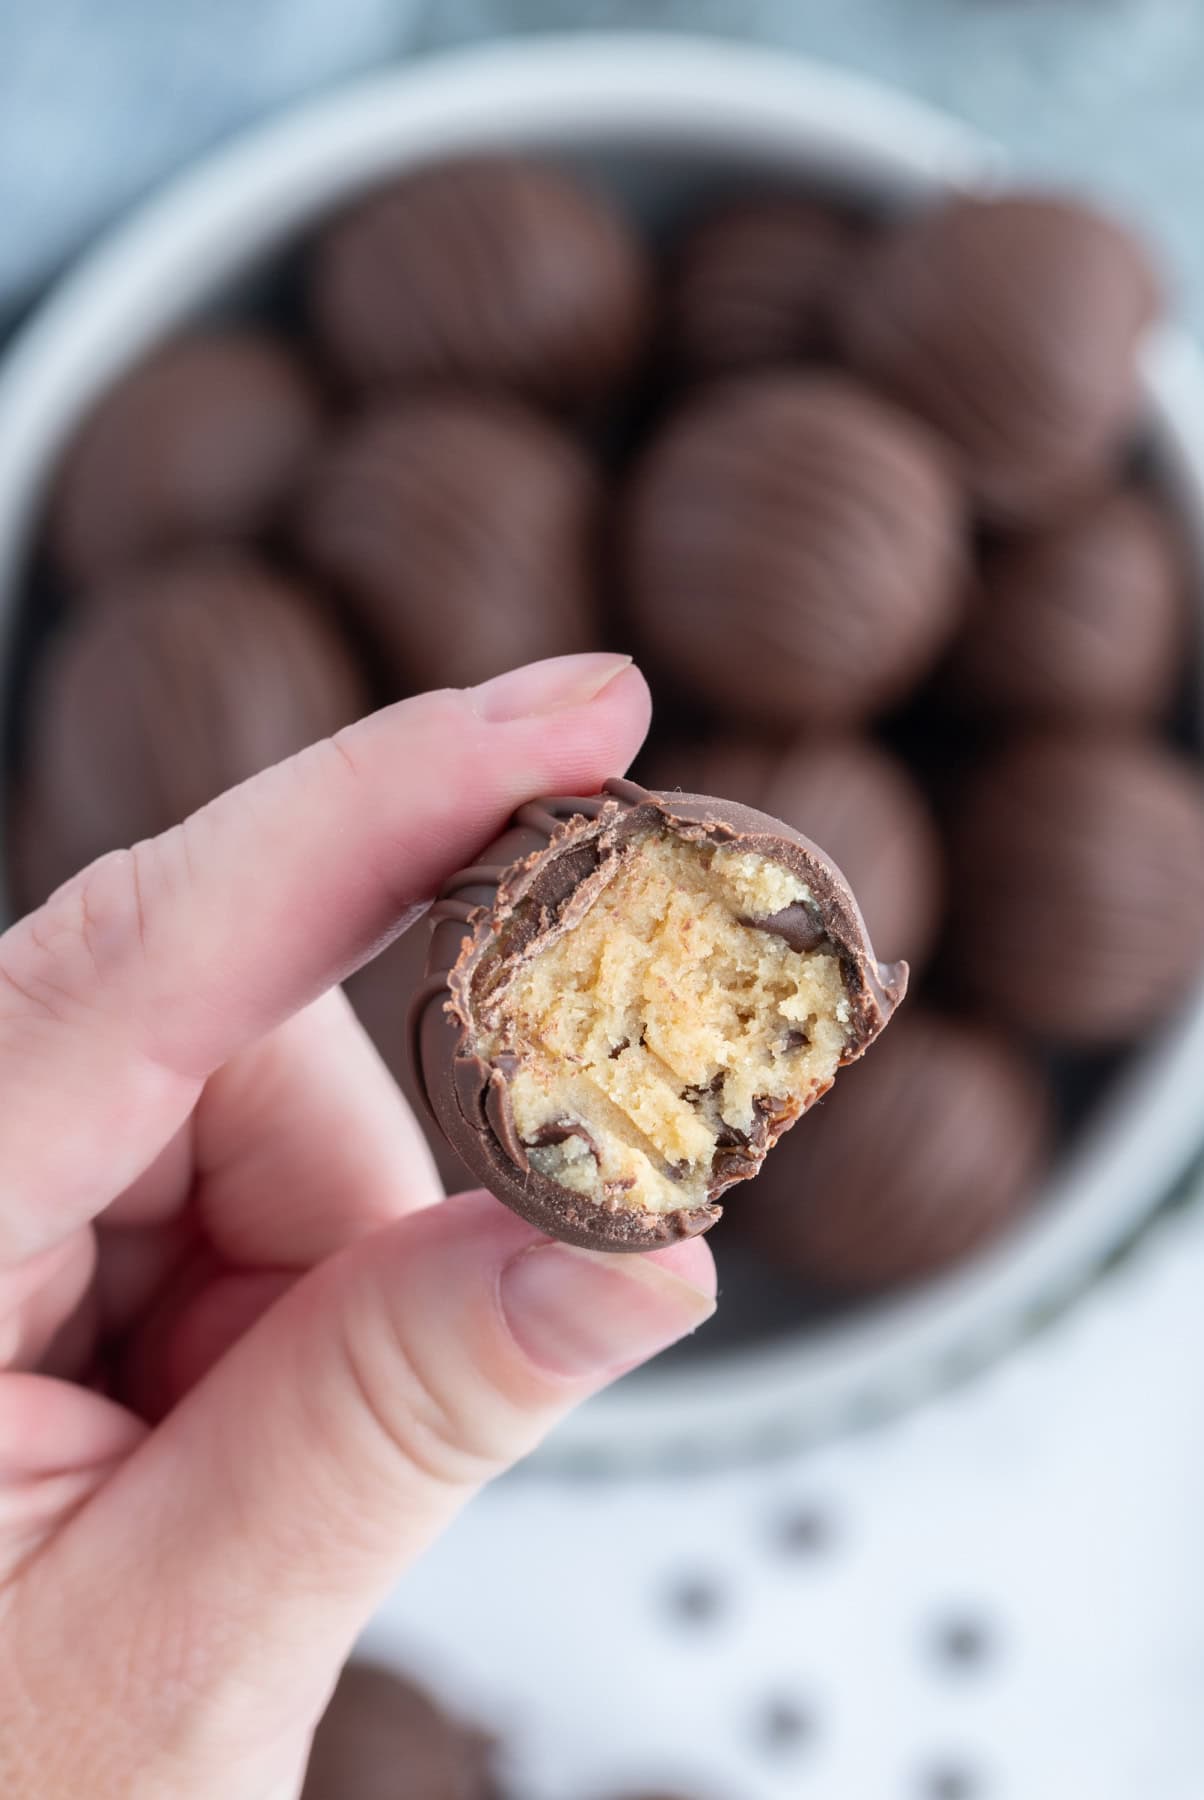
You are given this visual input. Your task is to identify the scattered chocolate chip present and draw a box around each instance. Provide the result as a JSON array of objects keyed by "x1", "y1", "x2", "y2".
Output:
[
  {"x1": 664, "y1": 1574, "x2": 727, "y2": 1629},
  {"x1": 919, "y1": 1761, "x2": 983, "y2": 1800},
  {"x1": 773, "y1": 1503, "x2": 838, "y2": 1558},
  {"x1": 931, "y1": 1614, "x2": 997, "y2": 1673},
  {"x1": 755, "y1": 1695, "x2": 817, "y2": 1755}
]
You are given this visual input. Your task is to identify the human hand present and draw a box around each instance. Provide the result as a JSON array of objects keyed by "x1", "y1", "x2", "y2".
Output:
[{"x1": 0, "y1": 653, "x2": 717, "y2": 1799}]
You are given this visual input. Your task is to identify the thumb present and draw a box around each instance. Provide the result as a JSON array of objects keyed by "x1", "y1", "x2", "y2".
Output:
[{"x1": 29, "y1": 1191, "x2": 714, "y2": 1790}]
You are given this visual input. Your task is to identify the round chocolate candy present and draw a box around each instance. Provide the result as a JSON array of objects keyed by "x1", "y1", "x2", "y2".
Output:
[
  {"x1": 294, "y1": 395, "x2": 600, "y2": 693},
  {"x1": 16, "y1": 548, "x2": 366, "y2": 905},
  {"x1": 47, "y1": 332, "x2": 322, "y2": 583},
  {"x1": 942, "y1": 487, "x2": 1187, "y2": 725},
  {"x1": 301, "y1": 1662, "x2": 492, "y2": 1800},
  {"x1": 946, "y1": 734, "x2": 1204, "y2": 1045},
  {"x1": 839, "y1": 193, "x2": 1160, "y2": 523},
  {"x1": 738, "y1": 1010, "x2": 1049, "y2": 1294},
  {"x1": 641, "y1": 733, "x2": 943, "y2": 971},
  {"x1": 412, "y1": 778, "x2": 906, "y2": 1252},
  {"x1": 667, "y1": 194, "x2": 860, "y2": 375},
  {"x1": 310, "y1": 154, "x2": 651, "y2": 408},
  {"x1": 622, "y1": 373, "x2": 966, "y2": 729}
]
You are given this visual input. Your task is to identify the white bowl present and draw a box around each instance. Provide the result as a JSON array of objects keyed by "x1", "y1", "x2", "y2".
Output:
[{"x1": 2, "y1": 35, "x2": 1203, "y2": 1469}]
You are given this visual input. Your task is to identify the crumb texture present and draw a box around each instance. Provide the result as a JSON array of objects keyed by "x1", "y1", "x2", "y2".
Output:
[{"x1": 479, "y1": 829, "x2": 850, "y2": 1212}]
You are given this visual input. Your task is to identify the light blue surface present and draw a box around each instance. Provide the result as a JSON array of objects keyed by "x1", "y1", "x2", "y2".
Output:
[{"x1": 4, "y1": 1, "x2": 1204, "y2": 330}]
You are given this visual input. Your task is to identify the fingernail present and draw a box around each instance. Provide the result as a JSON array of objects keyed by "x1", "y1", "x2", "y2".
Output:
[
  {"x1": 499, "y1": 1242, "x2": 716, "y2": 1379},
  {"x1": 472, "y1": 654, "x2": 633, "y2": 723}
]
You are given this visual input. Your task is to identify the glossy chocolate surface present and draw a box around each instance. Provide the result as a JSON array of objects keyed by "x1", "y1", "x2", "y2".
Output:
[
  {"x1": 738, "y1": 1010, "x2": 1049, "y2": 1293},
  {"x1": 47, "y1": 331, "x2": 322, "y2": 583},
  {"x1": 623, "y1": 372, "x2": 966, "y2": 728},
  {"x1": 310, "y1": 153, "x2": 651, "y2": 408},
  {"x1": 840, "y1": 193, "x2": 1159, "y2": 522}
]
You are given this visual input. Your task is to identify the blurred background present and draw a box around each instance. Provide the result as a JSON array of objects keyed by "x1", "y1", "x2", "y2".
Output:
[
  {"x1": 6, "y1": 4, "x2": 1204, "y2": 1799},
  {"x1": 5, "y1": 0, "x2": 1204, "y2": 330}
]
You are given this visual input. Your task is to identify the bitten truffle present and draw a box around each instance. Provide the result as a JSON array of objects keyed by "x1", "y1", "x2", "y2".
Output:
[
  {"x1": 310, "y1": 154, "x2": 651, "y2": 408},
  {"x1": 667, "y1": 195, "x2": 860, "y2": 374},
  {"x1": 739, "y1": 1010, "x2": 1049, "y2": 1293},
  {"x1": 641, "y1": 734, "x2": 943, "y2": 970},
  {"x1": 47, "y1": 332, "x2": 322, "y2": 582},
  {"x1": 413, "y1": 779, "x2": 905, "y2": 1252},
  {"x1": 622, "y1": 373, "x2": 965, "y2": 728},
  {"x1": 946, "y1": 734, "x2": 1204, "y2": 1045},
  {"x1": 942, "y1": 487, "x2": 1187, "y2": 725},
  {"x1": 294, "y1": 395, "x2": 600, "y2": 692},
  {"x1": 839, "y1": 193, "x2": 1159, "y2": 523},
  {"x1": 301, "y1": 1662, "x2": 493, "y2": 1800},
  {"x1": 15, "y1": 549, "x2": 365, "y2": 903}
]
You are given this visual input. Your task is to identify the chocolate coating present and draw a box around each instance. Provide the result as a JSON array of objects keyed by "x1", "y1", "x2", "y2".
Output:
[
  {"x1": 15, "y1": 549, "x2": 365, "y2": 904},
  {"x1": 738, "y1": 1010, "x2": 1049, "y2": 1293},
  {"x1": 310, "y1": 154, "x2": 651, "y2": 408},
  {"x1": 344, "y1": 926, "x2": 475, "y2": 1194},
  {"x1": 667, "y1": 195, "x2": 860, "y2": 374},
  {"x1": 622, "y1": 373, "x2": 966, "y2": 728},
  {"x1": 48, "y1": 332, "x2": 322, "y2": 583},
  {"x1": 412, "y1": 779, "x2": 906, "y2": 1252},
  {"x1": 943, "y1": 487, "x2": 1187, "y2": 725},
  {"x1": 839, "y1": 194, "x2": 1160, "y2": 523},
  {"x1": 301, "y1": 1662, "x2": 492, "y2": 1800},
  {"x1": 294, "y1": 396, "x2": 600, "y2": 692},
  {"x1": 641, "y1": 734, "x2": 943, "y2": 970},
  {"x1": 946, "y1": 734, "x2": 1204, "y2": 1045}
]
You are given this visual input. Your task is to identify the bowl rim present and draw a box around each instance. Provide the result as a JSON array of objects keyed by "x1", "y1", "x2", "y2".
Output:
[{"x1": 1, "y1": 33, "x2": 1202, "y2": 1470}]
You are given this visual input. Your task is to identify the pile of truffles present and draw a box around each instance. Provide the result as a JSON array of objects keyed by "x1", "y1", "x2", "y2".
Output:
[{"x1": 9, "y1": 153, "x2": 1204, "y2": 1301}]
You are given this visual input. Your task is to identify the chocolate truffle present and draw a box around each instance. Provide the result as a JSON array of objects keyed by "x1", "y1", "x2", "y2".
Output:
[
  {"x1": 16, "y1": 548, "x2": 365, "y2": 903},
  {"x1": 310, "y1": 154, "x2": 651, "y2": 408},
  {"x1": 294, "y1": 396, "x2": 600, "y2": 692},
  {"x1": 301, "y1": 1662, "x2": 492, "y2": 1800},
  {"x1": 839, "y1": 193, "x2": 1160, "y2": 523},
  {"x1": 345, "y1": 927, "x2": 474, "y2": 1194},
  {"x1": 413, "y1": 779, "x2": 906, "y2": 1252},
  {"x1": 943, "y1": 487, "x2": 1187, "y2": 725},
  {"x1": 667, "y1": 194, "x2": 860, "y2": 374},
  {"x1": 641, "y1": 734, "x2": 943, "y2": 970},
  {"x1": 739, "y1": 1010, "x2": 1049, "y2": 1293},
  {"x1": 48, "y1": 332, "x2": 322, "y2": 583},
  {"x1": 946, "y1": 734, "x2": 1204, "y2": 1045},
  {"x1": 622, "y1": 373, "x2": 965, "y2": 728}
]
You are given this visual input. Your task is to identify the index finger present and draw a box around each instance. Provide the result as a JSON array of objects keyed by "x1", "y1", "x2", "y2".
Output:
[{"x1": 0, "y1": 654, "x2": 649, "y2": 1260}]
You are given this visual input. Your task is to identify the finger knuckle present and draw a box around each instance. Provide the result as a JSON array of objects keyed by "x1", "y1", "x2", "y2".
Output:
[
  {"x1": 0, "y1": 847, "x2": 144, "y2": 1032},
  {"x1": 337, "y1": 1305, "x2": 504, "y2": 1495}
]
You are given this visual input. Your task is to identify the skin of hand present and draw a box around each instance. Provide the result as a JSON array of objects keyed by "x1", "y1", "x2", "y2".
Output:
[{"x1": 0, "y1": 653, "x2": 717, "y2": 1800}]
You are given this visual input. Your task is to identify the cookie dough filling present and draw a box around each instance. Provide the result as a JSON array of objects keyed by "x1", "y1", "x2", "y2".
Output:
[{"x1": 476, "y1": 828, "x2": 852, "y2": 1213}]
